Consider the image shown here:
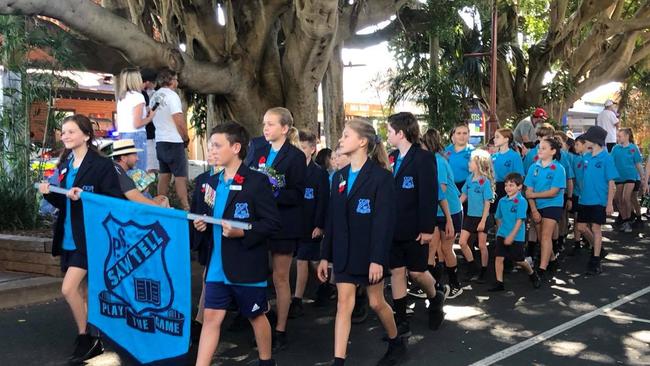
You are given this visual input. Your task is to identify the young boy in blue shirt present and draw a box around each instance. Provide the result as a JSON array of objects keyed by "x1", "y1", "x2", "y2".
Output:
[
  {"x1": 490, "y1": 173, "x2": 541, "y2": 291},
  {"x1": 575, "y1": 126, "x2": 618, "y2": 275}
]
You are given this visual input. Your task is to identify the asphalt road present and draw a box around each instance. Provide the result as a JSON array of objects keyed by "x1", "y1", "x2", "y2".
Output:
[{"x1": 1, "y1": 223, "x2": 649, "y2": 366}]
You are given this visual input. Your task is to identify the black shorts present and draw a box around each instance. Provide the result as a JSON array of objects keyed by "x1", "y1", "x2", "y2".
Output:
[
  {"x1": 495, "y1": 237, "x2": 526, "y2": 262},
  {"x1": 577, "y1": 204, "x2": 606, "y2": 225},
  {"x1": 634, "y1": 180, "x2": 641, "y2": 192},
  {"x1": 569, "y1": 195, "x2": 580, "y2": 214},
  {"x1": 538, "y1": 206, "x2": 563, "y2": 222},
  {"x1": 390, "y1": 240, "x2": 428, "y2": 272},
  {"x1": 269, "y1": 239, "x2": 297, "y2": 255},
  {"x1": 334, "y1": 270, "x2": 387, "y2": 287},
  {"x1": 204, "y1": 282, "x2": 268, "y2": 318},
  {"x1": 296, "y1": 242, "x2": 320, "y2": 261},
  {"x1": 156, "y1": 142, "x2": 188, "y2": 177},
  {"x1": 60, "y1": 249, "x2": 87, "y2": 272},
  {"x1": 436, "y1": 212, "x2": 463, "y2": 234},
  {"x1": 462, "y1": 215, "x2": 494, "y2": 234},
  {"x1": 606, "y1": 143, "x2": 616, "y2": 152}
]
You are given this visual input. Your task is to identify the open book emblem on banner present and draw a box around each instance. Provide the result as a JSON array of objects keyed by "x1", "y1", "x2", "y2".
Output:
[{"x1": 98, "y1": 215, "x2": 184, "y2": 336}]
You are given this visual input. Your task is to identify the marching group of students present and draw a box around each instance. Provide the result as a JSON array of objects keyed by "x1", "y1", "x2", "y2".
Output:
[{"x1": 37, "y1": 105, "x2": 648, "y2": 366}]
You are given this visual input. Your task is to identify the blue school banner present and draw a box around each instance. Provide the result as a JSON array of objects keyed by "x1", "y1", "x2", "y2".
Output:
[{"x1": 82, "y1": 192, "x2": 190, "y2": 364}]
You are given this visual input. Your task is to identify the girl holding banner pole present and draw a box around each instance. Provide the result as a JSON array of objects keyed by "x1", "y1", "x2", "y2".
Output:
[{"x1": 38, "y1": 114, "x2": 123, "y2": 364}]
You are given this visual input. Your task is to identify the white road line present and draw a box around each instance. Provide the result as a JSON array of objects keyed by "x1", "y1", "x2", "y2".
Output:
[
  {"x1": 600, "y1": 313, "x2": 650, "y2": 325},
  {"x1": 469, "y1": 285, "x2": 650, "y2": 366}
]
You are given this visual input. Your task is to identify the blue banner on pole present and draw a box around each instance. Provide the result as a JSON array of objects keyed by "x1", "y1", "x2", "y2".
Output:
[{"x1": 82, "y1": 192, "x2": 191, "y2": 364}]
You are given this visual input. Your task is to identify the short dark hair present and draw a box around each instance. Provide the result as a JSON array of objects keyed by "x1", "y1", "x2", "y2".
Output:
[
  {"x1": 299, "y1": 130, "x2": 318, "y2": 147},
  {"x1": 141, "y1": 68, "x2": 157, "y2": 83},
  {"x1": 210, "y1": 121, "x2": 250, "y2": 160},
  {"x1": 504, "y1": 172, "x2": 523, "y2": 186},
  {"x1": 314, "y1": 148, "x2": 333, "y2": 170},
  {"x1": 156, "y1": 68, "x2": 177, "y2": 87},
  {"x1": 388, "y1": 112, "x2": 420, "y2": 143}
]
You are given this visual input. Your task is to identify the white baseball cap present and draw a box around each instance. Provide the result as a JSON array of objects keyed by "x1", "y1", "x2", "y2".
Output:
[{"x1": 604, "y1": 99, "x2": 617, "y2": 107}]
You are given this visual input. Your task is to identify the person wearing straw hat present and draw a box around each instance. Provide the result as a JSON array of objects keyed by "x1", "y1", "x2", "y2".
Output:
[{"x1": 111, "y1": 139, "x2": 169, "y2": 207}]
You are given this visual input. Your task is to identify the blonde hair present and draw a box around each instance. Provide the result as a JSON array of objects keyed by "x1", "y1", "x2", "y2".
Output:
[
  {"x1": 266, "y1": 107, "x2": 294, "y2": 127},
  {"x1": 288, "y1": 126, "x2": 300, "y2": 147},
  {"x1": 470, "y1": 149, "x2": 496, "y2": 194},
  {"x1": 346, "y1": 118, "x2": 390, "y2": 170},
  {"x1": 116, "y1": 68, "x2": 143, "y2": 100}
]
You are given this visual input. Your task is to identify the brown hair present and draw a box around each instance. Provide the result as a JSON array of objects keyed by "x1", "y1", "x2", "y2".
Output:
[
  {"x1": 57, "y1": 114, "x2": 100, "y2": 170},
  {"x1": 346, "y1": 118, "x2": 390, "y2": 170},
  {"x1": 156, "y1": 68, "x2": 177, "y2": 87},
  {"x1": 536, "y1": 123, "x2": 555, "y2": 139},
  {"x1": 388, "y1": 112, "x2": 420, "y2": 143},
  {"x1": 495, "y1": 128, "x2": 514, "y2": 143},
  {"x1": 421, "y1": 129, "x2": 445, "y2": 154},
  {"x1": 210, "y1": 121, "x2": 250, "y2": 160},
  {"x1": 619, "y1": 127, "x2": 635, "y2": 144},
  {"x1": 299, "y1": 130, "x2": 318, "y2": 147},
  {"x1": 553, "y1": 131, "x2": 568, "y2": 143}
]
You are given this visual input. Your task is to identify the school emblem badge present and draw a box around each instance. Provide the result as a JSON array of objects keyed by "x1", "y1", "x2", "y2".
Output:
[{"x1": 98, "y1": 215, "x2": 184, "y2": 336}]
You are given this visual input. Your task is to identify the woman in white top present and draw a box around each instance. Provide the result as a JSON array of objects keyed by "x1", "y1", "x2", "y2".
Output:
[{"x1": 115, "y1": 68, "x2": 155, "y2": 170}]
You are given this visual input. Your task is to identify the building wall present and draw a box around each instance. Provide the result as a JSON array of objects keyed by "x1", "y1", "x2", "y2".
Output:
[{"x1": 30, "y1": 98, "x2": 116, "y2": 141}]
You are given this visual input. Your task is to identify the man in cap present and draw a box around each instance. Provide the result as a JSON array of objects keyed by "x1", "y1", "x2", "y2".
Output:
[
  {"x1": 514, "y1": 107, "x2": 548, "y2": 148},
  {"x1": 595, "y1": 99, "x2": 619, "y2": 152},
  {"x1": 111, "y1": 139, "x2": 169, "y2": 207}
]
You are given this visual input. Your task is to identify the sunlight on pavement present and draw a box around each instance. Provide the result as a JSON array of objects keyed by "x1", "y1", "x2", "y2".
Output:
[
  {"x1": 623, "y1": 330, "x2": 650, "y2": 365},
  {"x1": 544, "y1": 340, "x2": 587, "y2": 357},
  {"x1": 86, "y1": 352, "x2": 120, "y2": 365},
  {"x1": 443, "y1": 305, "x2": 484, "y2": 322}
]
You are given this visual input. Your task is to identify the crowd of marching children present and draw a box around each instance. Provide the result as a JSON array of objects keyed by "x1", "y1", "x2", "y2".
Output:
[{"x1": 37, "y1": 103, "x2": 649, "y2": 365}]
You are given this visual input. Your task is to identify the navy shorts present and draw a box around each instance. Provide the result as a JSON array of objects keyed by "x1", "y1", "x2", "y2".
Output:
[
  {"x1": 436, "y1": 212, "x2": 463, "y2": 234},
  {"x1": 296, "y1": 242, "x2": 320, "y2": 261},
  {"x1": 156, "y1": 142, "x2": 188, "y2": 177},
  {"x1": 390, "y1": 240, "x2": 428, "y2": 272},
  {"x1": 569, "y1": 195, "x2": 580, "y2": 214},
  {"x1": 204, "y1": 282, "x2": 268, "y2": 318},
  {"x1": 495, "y1": 237, "x2": 526, "y2": 262},
  {"x1": 60, "y1": 249, "x2": 87, "y2": 272},
  {"x1": 538, "y1": 206, "x2": 563, "y2": 222},
  {"x1": 269, "y1": 239, "x2": 297, "y2": 255},
  {"x1": 462, "y1": 215, "x2": 494, "y2": 234},
  {"x1": 577, "y1": 204, "x2": 606, "y2": 225}
]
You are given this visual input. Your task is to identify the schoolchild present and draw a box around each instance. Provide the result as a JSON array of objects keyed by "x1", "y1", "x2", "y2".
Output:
[
  {"x1": 459, "y1": 149, "x2": 495, "y2": 284},
  {"x1": 489, "y1": 173, "x2": 541, "y2": 291},
  {"x1": 248, "y1": 107, "x2": 306, "y2": 350},
  {"x1": 288, "y1": 130, "x2": 329, "y2": 318},
  {"x1": 522, "y1": 124, "x2": 556, "y2": 173},
  {"x1": 421, "y1": 129, "x2": 463, "y2": 298},
  {"x1": 611, "y1": 128, "x2": 644, "y2": 232},
  {"x1": 386, "y1": 112, "x2": 445, "y2": 335},
  {"x1": 193, "y1": 121, "x2": 281, "y2": 366},
  {"x1": 524, "y1": 138, "x2": 566, "y2": 283},
  {"x1": 318, "y1": 119, "x2": 406, "y2": 366},
  {"x1": 576, "y1": 126, "x2": 619, "y2": 275},
  {"x1": 445, "y1": 123, "x2": 475, "y2": 193},
  {"x1": 38, "y1": 114, "x2": 123, "y2": 363},
  {"x1": 492, "y1": 128, "x2": 525, "y2": 209}
]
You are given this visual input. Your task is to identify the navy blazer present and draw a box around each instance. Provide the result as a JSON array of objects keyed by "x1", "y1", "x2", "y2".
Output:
[
  {"x1": 389, "y1": 144, "x2": 438, "y2": 241},
  {"x1": 244, "y1": 136, "x2": 269, "y2": 167},
  {"x1": 44, "y1": 149, "x2": 124, "y2": 257},
  {"x1": 190, "y1": 169, "x2": 215, "y2": 265},
  {"x1": 321, "y1": 159, "x2": 396, "y2": 275},
  {"x1": 191, "y1": 164, "x2": 280, "y2": 284},
  {"x1": 302, "y1": 161, "x2": 329, "y2": 242},
  {"x1": 248, "y1": 140, "x2": 305, "y2": 240}
]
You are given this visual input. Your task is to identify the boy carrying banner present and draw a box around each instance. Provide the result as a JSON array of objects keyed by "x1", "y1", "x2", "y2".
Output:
[{"x1": 192, "y1": 121, "x2": 281, "y2": 366}]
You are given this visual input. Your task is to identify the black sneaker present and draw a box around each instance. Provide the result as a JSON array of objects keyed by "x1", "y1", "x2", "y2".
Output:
[
  {"x1": 272, "y1": 330, "x2": 288, "y2": 353},
  {"x1": 474, "y1": 270, "x2": 487, "y2": 284},
  {"x1": 427, "y1": 291, "x2": 445, "y2": 330},
  {"x1": 529, "y1": 272, "x2": 541, "y2": 289},
  {"x1": 567, "y1": 242, "x2": 581, "y2": 256},
  {"x1": 488, "y1": 282, "x2": 505, "y2": 292},
  {"x1": 351, "y1": 294, "x2": 368, "y2": 324},
  {"x1": 406, "y1": 281, "x2": 427, "y2": 299},
  {"x1": 445, "y1": 284, "x2": 463, "y2": 299},
  {"x1": 536, "y1": 269, "x2": 547, "y2": 285},
  {"x1": 381, "y1": 319, "x2": 411, "y2": 341},
  {"x1": 586, "y1": 257, "x2": 602, "y2": 276},
  {"x1": 377, "y1": 337, "x2": 407, "y2": 366},
  {"x1": 69, "y1": 334, "x2": 103, "y2": 364},
  {"x1": 599, "y1": 248, "x2": 609, "y2": 259},
  {"x1": 190, "y1": 320, "x2": 203, "y2": 344},
  {"x1": 547, "y1": 260, "x2": 558, "y2": 274},
  {"x1": 288, "y1": 297, "x2": 304, "y2": 319}
]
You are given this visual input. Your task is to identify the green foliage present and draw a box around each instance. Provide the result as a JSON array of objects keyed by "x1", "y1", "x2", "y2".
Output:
[{"x1": 0, "y1": 175, "x2": 41, "y2": 230}]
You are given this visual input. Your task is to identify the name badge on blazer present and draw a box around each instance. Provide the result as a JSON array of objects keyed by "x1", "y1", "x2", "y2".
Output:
[
  {"x1": 356, "y1": 199, "x2": 371, "y2": 214},
  {"x1": 402, "y1": 176, "x2": 415, "y2": 189},
  {"x1": 304, "y1": 188, "x2": 314, "y2": 199},
  {"x1": 234, "y1": 203, "x2": 250, "y2": 219},
  {"x1": 82, "y1": 185, "x2": 94, "y2": 192},
  {"x1": 230, "y1": 185, "x2": 242, "y2": 191}
]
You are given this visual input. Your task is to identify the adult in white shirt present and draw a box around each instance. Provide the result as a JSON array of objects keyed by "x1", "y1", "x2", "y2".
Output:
[
  {"x1": 149, "y1": 68, "x2": 190, "y2": 210},
  {"x1": 115, "y1": 68, "x2": 155, "y2": 170},
  {"x1": 596, "y1": 99, "x2": 619, "y2": 152}
]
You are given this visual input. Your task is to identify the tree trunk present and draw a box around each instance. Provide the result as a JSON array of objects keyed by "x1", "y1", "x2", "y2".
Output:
[{"x1": 322, "y1": 43, "x2": 345, "y2": 147}]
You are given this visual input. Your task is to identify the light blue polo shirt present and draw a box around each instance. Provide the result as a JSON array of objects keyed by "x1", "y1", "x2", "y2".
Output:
[
  {"x1": 492, "y1": 149, "x2": 525, "y2": 182},
  {"x1": 579, "y1": 149, "x2": 619, "y2": 206},
  {"x1": 523, "y1": 160, "x2": 566, "y2": 209},
  {"x1": 571, "y1": 153, "x2": 585, "y2": 197},
  {"x1": 523, "y1": 145, "x2": 539, "y2": 173},
  {"x1": 611, "y1": 144, "x2": 643, "y2": 182},
  {"x1": 444, "y1": 144, "x2": 474, "y2": 183},
  {"x1": 559, "y1": 150, "x2": 575, "y2": 179},
  {"x1": 495, "y1": 192, "x2": 528, "y2": 242},
  {"x1": 208, "y1": 173, "x2": 265, "y2": 287},
  {"x1": 266, "y1": 147, "x2": 279, "y2": 167},
  {"x1": 462, "y1": 175, "x2": 494, "y2": 217},
  {"x1": 347, "y1": 168, "x2": 360, "y2": 194},
  {"x1": 62, "y1": 160, "x2": 79, "y2": 251},
  {"x1": 436, "y1": 153, "x2": 462, "y2": 217}
]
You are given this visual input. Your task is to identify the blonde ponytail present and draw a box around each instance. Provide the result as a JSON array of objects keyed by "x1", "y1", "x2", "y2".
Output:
[{"x1": 346, "y1": 118, "x2": 390, "y2": 171}]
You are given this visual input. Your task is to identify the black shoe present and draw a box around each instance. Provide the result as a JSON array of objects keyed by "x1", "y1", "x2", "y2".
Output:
[
  {"x1": 351, "y1": 294, "x2": 368, "y2": 324},
  {"x1": 314, "y1": 283, "x2": 336, "y2": 308},
  {"x1": 474, "y1": 270, "x2": 487, "y2": 284},
  {"x1": 427, "y1": 291, "x2": 445, "y2": 330},
  {"x1": 547, "y1": 260, "x2": 558, "y2": 274},
  {"x1": 567, "y1": 242, "x2": 581, "y2": 256},
  {"x1": 586, "y1": 257, "x2": 602, "y2": 276},
  {"x1": 69, "y1": 334, "x2": 103, "y2": 364},
  {"x1": 536, "y1": 269, "x2": 547, "y2": 285},
  {"x1": 190, "y1": 320, "x2": 202, "y2": 344},
  {"x1": 382, "y1": 319, "x2": 411, "y2": 341},
  {"x1": 464, "y1": 263, "x2": 479, "y2": 281},
  {"x1": 599, "y1": 248, "x2": 609, "y2": 259},
  {"x1": 406, "y1": 281, "x2": 427, "y2": 299},
  {"x1": 377, "y1": 337, "x2": 407, "y2": 366},
  {"x1": 444, "y1": 284, "x2": 463, "y2": 299},
  {"x1": 288, "y1": 297, "x2": 304, "y2": 319},
  {"x1": 272, "y1": 330, "x2": 288, "y2": 353},
  {"x1": 529, "y1": 272, "x2": 541, "y2": 289},
  {"x1": 488, "y1": 282, "x2": 505, "y2": 292}
]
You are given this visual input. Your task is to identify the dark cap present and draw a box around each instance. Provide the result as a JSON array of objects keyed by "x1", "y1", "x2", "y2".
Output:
[{"x1": 580, "y1": 126, "x2": 607, "y2": 147}]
